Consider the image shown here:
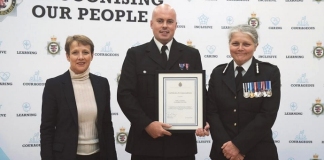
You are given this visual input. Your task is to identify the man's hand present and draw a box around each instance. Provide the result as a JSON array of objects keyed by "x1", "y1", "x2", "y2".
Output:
[
  {"x1": 145, "y1": 121, "x2": 172, "y2": 138},
  {"x1": 195, "y1": 122, "x2": 210, "y2": 137},
  {"x1": 221, "y1": 141, "x2": 240, "y2": 159},
  {"x1": 230, "y1": 153, "x2": 245, "y2": 160}
]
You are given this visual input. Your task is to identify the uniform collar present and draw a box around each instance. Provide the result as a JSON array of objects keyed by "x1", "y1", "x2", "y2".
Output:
[
  {"x1": 153, "y1": 37, "x2": 173, "y2": 53},
  {"x1": 233, "y1": 57, "x2": 253, "y2": 72}
]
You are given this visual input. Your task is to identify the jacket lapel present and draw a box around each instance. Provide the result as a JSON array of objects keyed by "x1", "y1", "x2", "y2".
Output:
[
  {"x1": 89, "y1": 74, "x2": 104, "y2": 124},
  {"x1": 166, "y1": 39, "x2": 184, "y2": 70},
  {"x1": 147, "y1": 39, "x2": 166, "y2": 69},
  {"x1": 61, "y1": 71, "x2": 78, "y2": 125},
  {"x1": 222, "y1": 61, "x2": 236, "y2": 95}
]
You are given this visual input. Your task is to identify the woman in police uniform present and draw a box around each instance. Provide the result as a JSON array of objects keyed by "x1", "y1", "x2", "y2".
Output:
[{"x1": 207, "y1": 24, "x2": 281, "y2": 160}]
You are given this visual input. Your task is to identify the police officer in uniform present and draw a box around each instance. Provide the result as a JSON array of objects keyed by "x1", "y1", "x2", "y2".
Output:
[{"x1": 207, "y1": 24, "x2": 281, "y2": 160}]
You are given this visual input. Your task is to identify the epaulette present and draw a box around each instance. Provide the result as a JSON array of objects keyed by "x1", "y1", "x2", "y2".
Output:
[
  {"x1": 216, "y1": 63, "x2": 228, "y2": 68},
  {"x1": 215, "y1": 63, "x2": 229, "y2": 74},
  {"x1": 255, "y1": 62, "x2": 276, "y2": 74},
  {"x1": 258, "y1": 61, "x2": 275, "y2": 66}
]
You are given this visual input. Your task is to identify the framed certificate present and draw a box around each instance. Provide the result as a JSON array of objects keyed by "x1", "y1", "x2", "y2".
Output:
[{"x1": 156, "y1": 70, "x2": 206, "y2": 132}]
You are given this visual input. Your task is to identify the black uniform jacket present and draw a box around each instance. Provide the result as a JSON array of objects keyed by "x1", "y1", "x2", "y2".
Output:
[
  {"x1": 40, "y1": 71, "x2": 117, "y2": 160},
  {"x1": 117, "y1": 38, "x2": 203, "y2": 157},
  {"x1": 207, "y1": 57, "x2": 280, "y2": 160}
]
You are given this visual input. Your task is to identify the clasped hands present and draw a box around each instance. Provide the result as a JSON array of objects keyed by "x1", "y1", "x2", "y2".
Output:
[
  {"x1": 145, "y1": 121, "x2": 210, "y2": 139},
  {"x1": 221, "y1": 141, "x2": 245, "y2": 160}
]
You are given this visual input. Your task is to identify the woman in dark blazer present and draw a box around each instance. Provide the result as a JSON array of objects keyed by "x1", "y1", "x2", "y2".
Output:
[
  {"x1": 207, "y1": 24, "x2": 281, "y2": 160},
  {"x1": 40, "y1": 35, "x2": 117, "y2": 160}
]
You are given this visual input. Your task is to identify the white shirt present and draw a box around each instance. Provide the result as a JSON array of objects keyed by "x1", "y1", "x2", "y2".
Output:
[{"x1": 153, "y1": 37, "x2": 173, "y2": 60}]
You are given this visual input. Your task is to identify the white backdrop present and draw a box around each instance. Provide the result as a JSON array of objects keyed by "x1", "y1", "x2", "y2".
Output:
[{"x1": 0, "y1": 0, "x2": 324, "y2": 160}]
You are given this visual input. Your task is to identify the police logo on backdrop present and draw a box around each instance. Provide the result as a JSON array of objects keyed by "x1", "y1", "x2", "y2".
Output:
[
  {"x1": 195, "y1": 14, "x2": 212, "y2": 29},
  {"x1": 116, "y1": 127, "x2": 128, "y2": 144},
  {"x1": 313, "y1": 41, "x2": 324, "y2": 58},
  {"x1": 204, "y1": 45, "x2": 217, "y2": 58},
  {"x1": 17, "y1": 102, "x2": 37, "y2": 117},
  {"x1": 0, "y1": 71, "x2": 12, "y2": 86},
  {"x1": 268, "y1": 17, "x2": 282, "y2": 29},
  {"x1": 259, "y1": 44, "x2": 277, "y2": 58},
  {"x1": 288, "y1": 158, "x2": 295, "y2": 160},
  {"x1": 95, "y1": 42, "x2": 119, "y2": 56},
  {"x1": 0, "y1": 40, "x2": 6, "y2": 54},
  {"x1": 291, "y1": 16, "x2": 315, "y2": 30},
  {"x1": 23, "y1": 71, "x2": 45, "y2": 86},
  {"x1": 22, "y1": 132, "x2": 40, "y2": 147},
  {"x1": 0, "y1": 147, "x2": 10, "y2": 160},
  {"x1": 17, "y1": 40, "x2": 37, "y2": 55},
  {"x1": 291, "y1": 73, "x2": 315, "y2": 87},
  {"x1": 0, "y1": 0, "x2": 16, "y2": 15},
  {"x1": 311, "y1": 98, "x2": 324, "y2": 116},
  {"x1": 272, "y1": 131, "x2": 280, "y2": 143},
  {"x1": 0, "y1": 104, "x2": 6, "y2": 118},
  {"x1": 187, "y1": 39, "x2": 195, "y2": 48},
  {"x1": 284, "y1": 102, "x2": 303, "y2": 115},
  {"x1": 248, "y1": 12, "x2": 260, "y2": 28},
  {"x1": 289, "y1": 130, "x2": 312, "y2": 143},
  {"x1": 47, "y1": 36, "x2": 60, "y2": 55},
  {"x1": 221, "y1": 16, "x2": 234, "y2": 29},
  {"x1": 286, "y1": 45, "x2": 304, "y2": 58},
  {"x1": 310, "y1": 154, "x2": 321, "y2": 160}
]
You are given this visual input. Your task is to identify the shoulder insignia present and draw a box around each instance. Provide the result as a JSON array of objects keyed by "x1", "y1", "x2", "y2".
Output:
[
  {"x1": 216, "y1": 63, "x2": 228, "y2": 68},
  {"x1": 216, "y1": 63, "x2": 229, "y2": 74},
  {"x1": 259, "y1": 61, "x2": 276, "y2": 66}
]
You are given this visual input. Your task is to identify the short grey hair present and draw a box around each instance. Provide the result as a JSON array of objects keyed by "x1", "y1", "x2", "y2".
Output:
[{"x1": 228, "y1": 24, "x2": 258, "y2": 44}]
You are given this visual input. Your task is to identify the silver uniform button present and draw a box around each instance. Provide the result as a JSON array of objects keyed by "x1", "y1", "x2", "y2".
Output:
[
  {"x1": 143, "y1": 70, "x2": 146, "y2": 74},
  {"x1": 234, "y1": 109, "x2": 236, "y2": 112},
  {"x1": 234, "y1": 96, "x2": 236, "y2": 99},
  {"x1": 234, "y1": 123, "x2": 237, "y2": 126}
]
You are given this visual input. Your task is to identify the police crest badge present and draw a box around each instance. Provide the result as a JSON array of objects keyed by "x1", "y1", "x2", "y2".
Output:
[
  {"x1": 248, "y1": 12, "x2": 260, "y2": 28},
  {"x1": 312, "y1": 98, "x2": 324, "y2": 116},
  {"x1": 313, "y1": 41, "x2": 324, "y2": 58},
  {"x1": 47, "y1": 36, "x2": 60, "y2": 55},
  {"x1": 116, "y1": 127, "x2": 128, "y2": 144}
]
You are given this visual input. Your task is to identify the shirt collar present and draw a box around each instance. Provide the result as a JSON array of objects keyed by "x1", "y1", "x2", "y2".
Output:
[
  {"x1": 233, "y1": 57, "x2": 253, "y2": 72},
  {"x1": 153, "y1": 37, "x2": 173, "y2": 53}
]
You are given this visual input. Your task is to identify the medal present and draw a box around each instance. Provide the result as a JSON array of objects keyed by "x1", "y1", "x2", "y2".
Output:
[
  {"x1": 254, "y1": 82, "x2": 259, "y2": 98},
  {"x1": 185, "y1": 63, "x2": 190, "y2": 70},
  {"x1": 266, "y1": 81, "x2": 272, "y2": 97},
  {"x1": 243, "y1": 83, "x2": 250, "y2": 98},
  {"x1": 258, "y1": 82, "x2": 263, "y2": 97},
  {"x1": 179, "y1": 63, "x2": 185, "y2": 70},
  {"x1": 249, "y1": 82, "x2": 255, "y2": 98},
  {"x1": 262, "y1": 81, "x2": 267, "y2": 97}
]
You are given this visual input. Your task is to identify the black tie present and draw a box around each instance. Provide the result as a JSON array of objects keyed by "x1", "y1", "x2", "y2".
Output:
[
  {"x1": 235, "y1": 66, "x2": 244, "y2": 91},
  {"x1": 161, "y1": 45, "x2": 168, "y2": 67}
]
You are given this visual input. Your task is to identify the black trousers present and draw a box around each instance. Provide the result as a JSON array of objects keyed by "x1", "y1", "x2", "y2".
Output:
[
  {"x1": 76, "y1": 152, "x2": 100, "y2": 160},
  {"x1": 131, "y1": 155, "x2": 195, "y2": 160}
]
